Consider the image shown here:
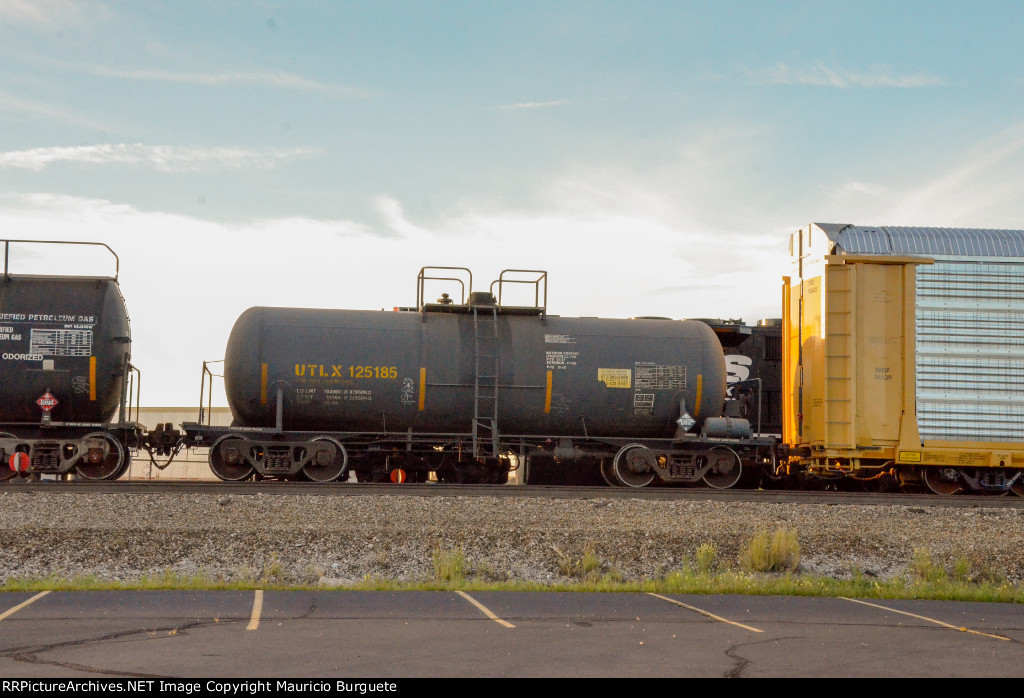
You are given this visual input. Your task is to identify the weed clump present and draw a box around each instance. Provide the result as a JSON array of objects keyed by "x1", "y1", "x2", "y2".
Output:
[
  {"x1": 695, "y1": 542, "x2": 718, "y2": 575},
  {"x1": 551, "y1": 544, "x2": 620, "y2": 584},
  {"x1": 739, "y1": 528, "x2": 801, "y2": 573},
  {"x1": 432, "y1": 544, "x2": 465, "y2": 582},
  {"x1": 261, "y1": 553, "x2": 285, "y2": 584},
  {"x1": 912, "y1": 548, "x2": 946, "y2": 583}
]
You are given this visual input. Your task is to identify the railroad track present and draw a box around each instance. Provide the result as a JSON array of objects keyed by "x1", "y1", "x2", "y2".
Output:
[{"x1": 4, "y1": 480, "x2": 1024, "y2": 509}]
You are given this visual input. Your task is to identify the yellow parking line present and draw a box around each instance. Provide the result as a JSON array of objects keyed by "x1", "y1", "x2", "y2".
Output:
[
  {"x1": 840, "y1": 597, "x2": 1010, "y2": 641},
  {"x1": 0, "y1": 591, "x2": 51, "y2": 621},
  {"x1": 247, "y1": 590, "x2": 263, "y2": 631},
  {"x1": 455, "y1": 591, "x2": 515, "y2": 628},
  {"x1": 647, "y1": 593, "x2": 763, "y2": 633}
]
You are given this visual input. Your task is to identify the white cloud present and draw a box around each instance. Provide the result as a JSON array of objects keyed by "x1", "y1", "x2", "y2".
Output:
[
  {"x1": 86, "y1": 66, "x2": 371, "y2": 97},
  {"x1": 0, "y1": 143, "x2": 323, "y2": 172},
  {"x1": 0, "y1": 0, "x2": 100, "y2": 26},
  {"x1": 815, "y1": 123, "x2": 1024, "y2": 228},
  {"x1": 491, "y1": 99, "x2": 571, "y2": 111},
  {"x1": 818, "y1": 181, "x2": 888, "y2": 202},
  {"x1": 749, "y1": 61, "x2": 943, "y2": 88},
  {"x1": 375, "y1": 196, "x2": 434, "y2": 238},
  {"x1": 0, "y1": 89, "x2": 110, "y2": 131}
]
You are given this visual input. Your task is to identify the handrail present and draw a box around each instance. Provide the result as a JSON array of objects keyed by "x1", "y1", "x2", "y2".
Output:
[
  {"x1": 126, "y1": 364, "x2": 141, "y2": 424},
  {"x1": 489, "y1": 269, "x2": 548, "y2": 316},
  {"x1": 417, "y1": 266, "x2": 472, "y2": 308},
  {"x1": 198, "y1": 360, "x2": 224, "y2": 425},
  {"x1": 2, "y1": 239, "x2": 120, "y2": 281}
]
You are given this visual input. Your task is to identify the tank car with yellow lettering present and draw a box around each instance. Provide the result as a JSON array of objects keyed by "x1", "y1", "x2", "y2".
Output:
[{"x1": 182, "y1": 268, "x2": 776, "y2": 486}]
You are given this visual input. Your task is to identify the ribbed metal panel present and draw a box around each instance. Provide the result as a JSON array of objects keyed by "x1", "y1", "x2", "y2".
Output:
[
  {"x1": 827, "y1": 225, "x2": 1024, "y2": 257},
  {"x1": 915, "y1": 262, "x2": 1024, "y2": 442},
  {"x1": 831, "y1": 226, "x2": 893, "y2": 254}
]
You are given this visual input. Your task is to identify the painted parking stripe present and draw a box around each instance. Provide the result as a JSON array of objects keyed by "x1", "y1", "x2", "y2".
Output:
[
  {"x1": 247, "y1": 590, "x2": 263, "y2": 631},
  {"x1": 0, "y1": 591, "x2": 51, "y2": 622},
  {"x1": 840, "y1": 597, "x2": 1010, "y2": 641},
  {"x1": 455, "y1": 591, "x2": 515, "y2": 628},
  {"x1": 647, "y1": 593, "x2": 763, "y2": 633}
]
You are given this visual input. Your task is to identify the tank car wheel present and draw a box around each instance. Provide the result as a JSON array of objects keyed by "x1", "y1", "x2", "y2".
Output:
[
  {"x1": 922, "y1": 467, "x2": 963, "y2": 496},
  {"x1": 209, "y1": 435, "x2": 255, "y2": 482},
  {"x1": 612, "y1": 444, "x2": 656, "y2": 488},
  {"x1": 433, "y1": 463, "x2": 453, "y2": 484},
  {"x1": 523, "y1": 456, "x2": 561, "y2": 485},
  {"x1": 302, "y1": 437, "x2": 348, "y2": 483},
  {"x1": 599, "y1": 458, "x2": 620, "y2": 487},
  {"x1": 701, "y1": 446, "x2": 743, "y2": 490},
  {"x1": 484, "y1": 459, "x2": 509, "y2": 485},
  {"x1": 520, "y1": 456, "x2": 534, "y2": 485},
  {"x1": 111, "y1": 448, "x2": 132, "y2": 480},
  {"x1": 432, "y1": 448, "x2": 459, "y2": 483},
  {"x1": 75, "y1": 433, "x2": 125, "y2": 481},
  {"x1": 0, "y1": 433, "x2": 20, "y2": 482},
  {"x1": 454, "y1": 462, "x2": 486, "y2": 484}
]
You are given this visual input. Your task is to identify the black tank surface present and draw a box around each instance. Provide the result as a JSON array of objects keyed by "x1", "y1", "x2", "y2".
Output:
[
  {"x1": 0, "y1": 275, "x2": 130, "y2": 424},
  {"x1": 224, "y1": 306, "x2": 727, "y2": 438}
]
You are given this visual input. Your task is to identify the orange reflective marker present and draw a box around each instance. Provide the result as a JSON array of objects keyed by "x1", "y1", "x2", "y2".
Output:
[{"x1": 8, "y1": 453, "x2": 29, "y2": 473}]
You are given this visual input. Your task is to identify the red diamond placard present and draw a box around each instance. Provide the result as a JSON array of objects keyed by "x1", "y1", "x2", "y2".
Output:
[{"x1": 36, "y1": 392, "x2": 58, "y2": 412}]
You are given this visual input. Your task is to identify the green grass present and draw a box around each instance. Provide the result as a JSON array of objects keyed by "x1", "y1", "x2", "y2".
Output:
[
  {"x1": 3, "y1": 570, "x2": 1022, "y2": 603},
  {"x1": 2, "y1": 533, "x2": 1022, "y2": 603}
]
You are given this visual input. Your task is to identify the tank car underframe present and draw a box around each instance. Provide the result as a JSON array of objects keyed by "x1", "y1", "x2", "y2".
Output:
[
  {"x1": 181, "y1": 422, "x2": 777, "y2": 487},
  {"x1": 564, "y1": 435, "x2": 778, "y2": 489},
  {"x1": 183, "y1": 423, "x2": 512, "y2": 483},
  {"x1": 0, "y1": 422, "x2": 141, "y2": 481}
]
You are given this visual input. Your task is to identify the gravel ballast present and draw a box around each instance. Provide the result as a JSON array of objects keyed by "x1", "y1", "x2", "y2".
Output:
[{"x1": 1, "y1": 492, "x2": 1022, "y2": 585}]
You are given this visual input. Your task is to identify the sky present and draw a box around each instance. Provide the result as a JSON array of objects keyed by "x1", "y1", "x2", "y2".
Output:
[{"x1": 2, "y1": 0, "x2": 1024, "y2": 407}]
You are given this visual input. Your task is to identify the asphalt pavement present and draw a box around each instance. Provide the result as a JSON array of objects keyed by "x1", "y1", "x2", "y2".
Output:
[{"x1": 0, "y1": 591, "x2": 1021, "y2": 678}]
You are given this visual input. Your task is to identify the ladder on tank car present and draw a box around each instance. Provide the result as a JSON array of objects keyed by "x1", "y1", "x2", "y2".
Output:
[{"x1": 472, "y1": 306, "x2": 500, "y2": 459}]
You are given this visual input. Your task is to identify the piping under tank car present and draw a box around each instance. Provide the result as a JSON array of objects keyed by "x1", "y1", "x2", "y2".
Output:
[{"x1": 180, "y1": 267, "x2": 778, "y2": 487}]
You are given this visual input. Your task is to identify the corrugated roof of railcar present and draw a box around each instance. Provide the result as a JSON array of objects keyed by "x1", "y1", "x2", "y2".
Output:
[{"x1": 816, "y1": 223, "x2": 1024, "y2": 257}]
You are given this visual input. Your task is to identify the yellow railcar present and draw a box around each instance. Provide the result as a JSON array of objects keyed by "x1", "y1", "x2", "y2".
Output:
[{"x1": 783, "y1": 223, "x2": 1024, "y2": 494}]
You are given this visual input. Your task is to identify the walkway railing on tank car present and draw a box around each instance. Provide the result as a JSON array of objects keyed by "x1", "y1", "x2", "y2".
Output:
[
  {"x1": 416, "y1": 266, "x2": 472, "y2": 309},
  {"x1": 122, "y1": 363, "x2": 142, "y2": 424},
  {"x1": 198, "y1": 360, "x2": 224, "y2": 425},
  {"x1": 490, "y1": 269, "x2": 547, "y2": 317},
  {"x1": 2, "y1": 239, "x2": 120, "y2": 281}
]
